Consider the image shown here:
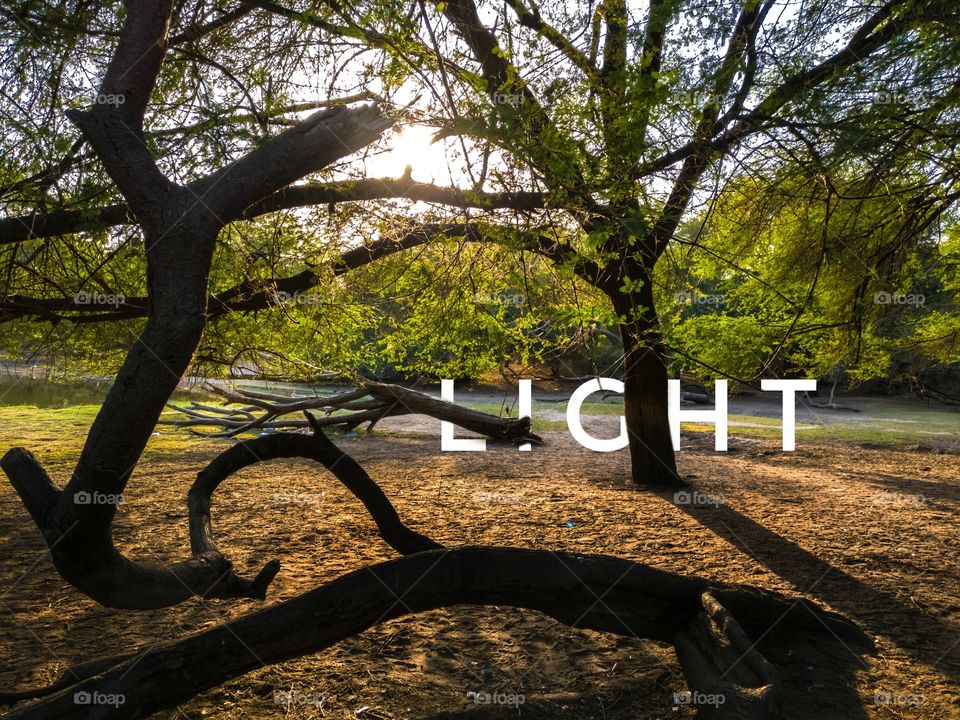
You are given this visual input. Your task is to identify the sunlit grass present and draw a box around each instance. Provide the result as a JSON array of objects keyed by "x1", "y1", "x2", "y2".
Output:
[
  {"x1": 0, "y1": 405, "x2": 218, "y2": 470},
  {"x1": 1, "y1": 394, "x2": 957, "y2": 465}
]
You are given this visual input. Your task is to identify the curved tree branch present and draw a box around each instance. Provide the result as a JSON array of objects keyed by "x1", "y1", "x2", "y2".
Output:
[
  {"x1": 190, "y1": 417, "x2": 441, "y2": 563},
  {"x1": 1, "y1": 223, "x2": 608, "y2": 324},
  {"x1": 1, "y1": 546, "x2": 870, "y2": 719},
  {"x1": 0, "y1": 179, "x2": 549, "y2": 246},
  {"x1": 1, "y1": 422, "x2": 439, "y2": 609}
]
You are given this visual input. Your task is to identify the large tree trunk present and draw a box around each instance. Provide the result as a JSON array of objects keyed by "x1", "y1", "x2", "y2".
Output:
[
  {"x1": 0, "y1": 0, "x2": 393, "y2": 609},
  {"x1": 611, "y1": 267, "x2": 681, "y2": 486},
  {"x1": 620, "y1": 324, "x2": 680, "y2": 486}
]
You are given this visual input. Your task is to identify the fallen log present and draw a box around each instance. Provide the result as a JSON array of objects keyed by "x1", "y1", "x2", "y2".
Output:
[
  {"x1": 162, "y1": 379, "x2": 542, "y2": 444},
  {"x1": 2, "y1": 547, "x2": 869, "y2": 720}
]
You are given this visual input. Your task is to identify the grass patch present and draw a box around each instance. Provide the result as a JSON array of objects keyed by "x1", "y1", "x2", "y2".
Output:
[
  {"x1": 3, "y1": 397, "x2": 956, "y2": 461},
  {"x1": 0, "y1": 405, "x2": 217, "y2": 468},
  {"x1": 684, "y1": 412, "x2": 960, "y2": 447}
]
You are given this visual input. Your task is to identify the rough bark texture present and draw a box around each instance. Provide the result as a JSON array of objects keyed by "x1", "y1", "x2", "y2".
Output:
[
  {"x1": 188, "y1": 420, "x2": 441, "y2": 584},
  {"x1": 611, "y1": 265, "x2": 681, "y2": 487},
  {"x1": 675, "y1": 592, "x2": 783, "y2": 719},
  {"x1": 3, "y1": 547, "x2": 868, "y2": 720},
  {"x1": 1, "y1": 420, "x2": 440, "y2": 609}
]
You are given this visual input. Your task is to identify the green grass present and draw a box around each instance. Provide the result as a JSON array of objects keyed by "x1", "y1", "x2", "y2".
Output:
[
  {"x1": 460, "y1": 401, "x2": 960, "y2": 446},
  {"x1": 684, "y1": 410, "x2": 960, "y2": 446},
  {"x1": 2, "y1": 395, "x2": 956, "y2": 464},
  {"x1": 459, "y1": 399, "x2": 624, "y2": 432},
  {"x1": 0, "y1": 404, "x2": 218, "y2": 467}
]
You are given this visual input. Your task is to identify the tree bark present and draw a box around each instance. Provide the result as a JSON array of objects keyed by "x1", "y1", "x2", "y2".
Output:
[
  {"x1": 675, "y1": 592, "x2": 782, "y2": 718},
  {"x1": 2, "y1": 547, "x2": 869, "y2": 720},
  {"x1": 0, "y1": 0, "x2": 394, "y2": 609},
  {"x1": 611, "y1": 266, "x2": 681, "y2": 486},
  {"x1": 164, "y1": 380, "x2": 541, "y2": 444},
  {"x1": 189, "y1": 422, "x2": 441, "y2": 567},
  {"x1": 364, "y1": 380, "x2": 540, "y2": 443}
]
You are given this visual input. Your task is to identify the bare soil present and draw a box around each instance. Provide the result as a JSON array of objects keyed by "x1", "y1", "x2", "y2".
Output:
[{"x1": 1, "y1": 425, "x2": 958, "y2": 719}]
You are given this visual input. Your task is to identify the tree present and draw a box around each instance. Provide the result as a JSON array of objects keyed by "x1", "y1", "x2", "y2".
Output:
[
  {"x1": 2, "y1": 0, "x2": 396, "y2": 608},
  {"x1": 280, "y1": 0, "x2": 959, "y2": 484},
  {"x1": 4, "y1": 0, "x2": 958, "y2": 485},
  {"x1": 661, "y1": 163, "x2": 960, "y2": 392},
  {"x1": 0, "y1": 4, "x2": 877, "y2": 717}
]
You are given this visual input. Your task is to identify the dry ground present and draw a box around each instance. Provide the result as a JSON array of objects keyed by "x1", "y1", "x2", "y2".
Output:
[{"x1": 0, "y1": 419, "x2": 958, "y2": 719}]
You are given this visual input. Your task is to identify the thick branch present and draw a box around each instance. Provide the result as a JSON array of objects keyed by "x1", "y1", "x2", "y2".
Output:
[
  {"x1": 2, "y1": 547, "x2": 869, "y2": 719},
  {"x1": 630, "y1": 0, "x2": 672, "y2": 151},
  {"x1": 1, "y1": 446, "x2": 268, "y2": 609},
  {"x1": 0, "y1": 180, "x2": 548, "y2": 245},
  {"x1": 506, "y1": 0, "x2": 598, "y2": 82},
  {"x1": 3, "y1": 223, "x2": 608, "y2": 323},
  {"x1": 1, "y1": 424, "x2": 439, "y2": 609},
  {"x1": 194, "y1": 104, "x2": 393, "y2": 220},
  {"x1": 244, "y1": 178, "x2": 548, "y2": 216},
  {"x1": 190, "y1": 421, "x2": 441, "y2": 564},
  {"x1": 431, "y1": 0, "x2": 599, "y2": 213},
  {"x1": 647, "y1": 0, "x2": 772, "y2": 258},
  {"x1": 638, "y1": 0, "x2": 921, "y2": 179},
  {"x1": 65, "y1": 0, "x2": 176, "y2": 218}
]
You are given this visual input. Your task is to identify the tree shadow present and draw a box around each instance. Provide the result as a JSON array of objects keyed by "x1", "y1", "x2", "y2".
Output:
[
  {"x1": 743, "y1": 449, "x2": 960, "y2": 504},
  {"x1": 414, "y1": 624, "x2": 872, "y2": 720},
  {"x1": 671, "y1": 494, "x2": 960, "y2": 691}
]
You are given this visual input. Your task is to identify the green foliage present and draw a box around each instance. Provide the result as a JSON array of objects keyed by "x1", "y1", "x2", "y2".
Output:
[
  {"x1": 1, "y1": 0, "x2": 959, "y2": 393},
  {"x1": 656, "y1": 163, "x2": 960, "y2": 386}
]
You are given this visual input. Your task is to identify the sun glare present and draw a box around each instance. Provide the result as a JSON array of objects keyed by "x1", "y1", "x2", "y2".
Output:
[{"x1": 365, "y1": 124, "x2": 457, "y2": 184}]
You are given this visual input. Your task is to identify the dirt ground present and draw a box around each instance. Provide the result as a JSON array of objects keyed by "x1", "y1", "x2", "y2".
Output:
[{"x1": 1, "y1": 422, "x2": 959, "y2": 719}]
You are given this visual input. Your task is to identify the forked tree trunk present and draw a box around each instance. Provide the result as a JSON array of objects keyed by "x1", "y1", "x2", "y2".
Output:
[{"x1": 0, "y1": 0, "x2": 394, "y2": 609}]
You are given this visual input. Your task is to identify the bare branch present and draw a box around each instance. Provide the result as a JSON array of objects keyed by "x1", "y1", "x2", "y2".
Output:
[{"x1": 162, "y1": 381, "x2": 542, "y2": 444}]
